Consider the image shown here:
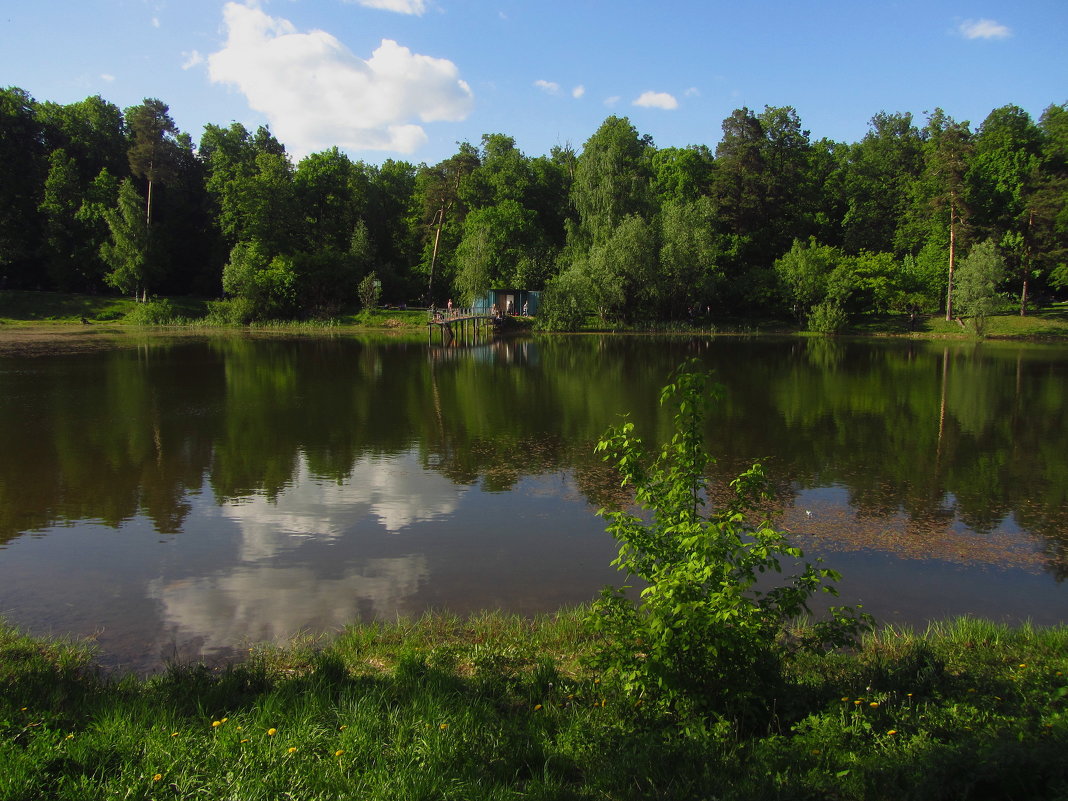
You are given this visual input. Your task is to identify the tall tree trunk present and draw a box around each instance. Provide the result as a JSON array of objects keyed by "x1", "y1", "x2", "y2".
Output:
[
  {"x1": 427, "y1": 206, "x2": 444, "y2": 302},
  {"x1": 945, "y1": 202, "x2": 956, "y2": 321},
  {"x1": 1020, "y1": 209, "x2": 1034, "y2": 316}
]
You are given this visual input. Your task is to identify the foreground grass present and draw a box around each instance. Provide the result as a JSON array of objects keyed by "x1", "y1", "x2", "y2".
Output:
[{"x1": 2, "y1": 613, "x2": 1065, "y2": 800}]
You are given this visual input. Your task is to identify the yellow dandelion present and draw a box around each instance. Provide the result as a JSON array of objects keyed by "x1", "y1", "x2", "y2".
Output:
[
  {"x1": 267, "y1": 728, "x2": 277, "y2": 736},
  {"x1": 533, "y1": 704, "x2": 543, "y2": 711},
  {"x1": 600, "y1": 699, "x2": 606, "y2": 707},
  {"x1": 287, "y1": 747, "x2": 298, "y2": 754},
  {"x1": 869, "y1": 702, "x2": 879, "y2": 708},
  {"x1": 170, "y1": 732, "x2": 179, "y2": 737},
  {"x1": 339, "y1": 725, "x2": 347, "y2": 730},
  {"x1": 65, "y1": 734, "x2": 74, "y2": 740},
  {"x1": 811, "y1": 749, "x2": 821, "y2": 755},
  {"x1": 153, "y1": 774, "x2": 162, "y2": 782},
  {"x1": 335, "y1": 749, "x2": 345, "y2": 757},
  {"x1": 1019, "y1": 663, "x2": 1026, "y2": 668},
  {"x1": 887, "y1": 729, "x2": 897, "y2": 735},
  {"x1": 212, "y1": 720, "x2": 222, "y2": 727},
  {"x1": 841, "y1": 697, "x2": 850, "y2": 702},
  {"x1": 439, "y1": 724, "x2": 448, "y2": 730},
  {"x1": 967, "y1": 688, "x2": 976, "y2": 693},
  {"x1": 240, "y1": 739, "x2": 250, "y2": 744},
  {"x1": 594, "y1": 678, "x2": 600, "y2": 684},
  {"x1": 221, "y1": 717, "x2": 228, "y2": 723},
  {"x1": 907, "y1": 693, "x2": 913, "y2": 697},
  {"x1": 854, "y1": 700, "x2": 862, "y2": 706}
]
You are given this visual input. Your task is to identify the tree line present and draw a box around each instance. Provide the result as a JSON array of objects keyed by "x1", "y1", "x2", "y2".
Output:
[{"x1": 1, "y1": 86, "x2": 1065, "y2": 328}]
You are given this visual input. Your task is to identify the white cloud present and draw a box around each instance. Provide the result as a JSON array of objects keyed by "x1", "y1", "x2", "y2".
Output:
[
  {"x1": 958, "y1": 18, "x2": 1011, "y2": 39},
  {"x1": 684, "y1": 86, "x2": 700, "y2": 97},
  {"x1": 534, "y1": 79, "x2": 560, "y2": 94},
  {"x1": 152, "y1": 16, "x2": 161, "y2": 28},
  {"x1": 207, "y1": 2, "x2": 473, "y2": 157},
  {"x1": 571, "y1": 85, "x2": 585, "y2": 99},
  {"x1": 182, "y1": 50, "x2": 204, "y2": 70},
  {"x1": 633, "y1": 90, "x2": 678, "y2": 110},
  {"x1": 604, "y1": 95, "x2": 621, "y2": 107},
  {"x1": 350, "y1": 0, "x2": 428, "y2": 14},
  {"x1": 101, "y1": 73, "x2": 116, "y2": 83}
]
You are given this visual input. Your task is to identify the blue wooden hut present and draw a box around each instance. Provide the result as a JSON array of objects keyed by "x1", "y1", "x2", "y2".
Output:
[{"x1": 473, "y1": 289, "x2": 541, "y2": 317}]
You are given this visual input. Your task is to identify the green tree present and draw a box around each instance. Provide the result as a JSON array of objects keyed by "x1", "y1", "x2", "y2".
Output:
[
  {"x1": 100, "y1": 178, "x2": 152, "y2": 299},
  {"x1": 0, "y1": 87, "x2": 45, "y2": 287},
  {"x1": 38, "y1": 148, "x2": 83, "y2": 290},
  {"x1": 839, "y1": 112, "x2": 924, "y2": 255},
  {"x1": 571, "y1": 116, "x2": 654, "y2": 249},
  {"x1": 969, "y1": 105, "x2": 1043, "y2": 314},
  {"x1": 417, "y1": 143, "x2": 480, "y2": 303},
  {"x1": 954, "y1": 239, "x2": 1006, "y2": 335},
  {"x1": 917, "y1": 110, "x2": 974, "y2": 320},
  {"x1": 221, "y1": 240, "x2": 298, "y2": 321},
  {"x1": 357, "y1": 270, "x2": 381, "y2": 312},
  {"x1": 658, "y1": 196, "x2": 721, "y2": 319},
  {"x1": 125, "y1": 98, "x2": 180, "y2": 229},
  {"x1": 454, "y1": 200, "x2": 541, "y2": 303}
]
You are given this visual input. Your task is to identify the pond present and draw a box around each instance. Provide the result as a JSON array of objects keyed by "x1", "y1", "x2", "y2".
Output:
[{"x1": 1, "y1": 331, "x2": 1066, "y2": 672}]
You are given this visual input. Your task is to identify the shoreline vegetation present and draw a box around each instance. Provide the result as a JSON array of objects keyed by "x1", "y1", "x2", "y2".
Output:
[
  {"x1": 2, "y1": 613, "x2": 1066, "y2": 799},
  {"x1": 3, "y1": 289, "x2": 1068, "y2": 342}
]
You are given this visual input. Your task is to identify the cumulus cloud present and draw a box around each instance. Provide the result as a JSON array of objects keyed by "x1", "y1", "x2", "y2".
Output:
[
  {"x1": 958, "y1": 18, "x2": 1011, "y2": 39},
  {"x1": 572, "y1": 85, "x2": 585, "y2": 99},
  {"x1": 534, "y1": 79, "x2": 561, "y2": 94},
  {"x1": 207, "y1": 2, "x2": 473, "y2": 156},
  {"x1": 633, "y1": 90, "x2": 679, "y2": 110},
  {"x1": 350, "y1": 0, "x2": 428, "y2": 14}
]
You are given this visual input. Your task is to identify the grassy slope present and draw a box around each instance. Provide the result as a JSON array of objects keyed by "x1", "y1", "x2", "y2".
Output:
[{"x1": 1, "y1": 613, "x2": 1065, "y2": 800}]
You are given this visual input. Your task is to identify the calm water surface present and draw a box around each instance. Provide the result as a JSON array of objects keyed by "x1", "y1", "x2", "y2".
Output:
[{"x1": 1, "y1": 332, "x2": 1065, "y2": 672}]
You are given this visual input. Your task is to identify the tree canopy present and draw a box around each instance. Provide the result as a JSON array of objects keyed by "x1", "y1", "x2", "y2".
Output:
[{"x1": 1, "y1": 87, "x2": 1065, "y2": 327}]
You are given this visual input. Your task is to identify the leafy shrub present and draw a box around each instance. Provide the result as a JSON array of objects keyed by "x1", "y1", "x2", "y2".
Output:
[
  {"x1": 204, "y1": 297, "x2": 256, "y2": 326},
  {"x1": 122, "y1": 298, "x2": 177, "y2": 325},
  {"x1": 586, "y1": 361, "x2": 871, "y2": 720},
  {"x1": 807, "y1": 299, "x2": 849, "y2": 333}
]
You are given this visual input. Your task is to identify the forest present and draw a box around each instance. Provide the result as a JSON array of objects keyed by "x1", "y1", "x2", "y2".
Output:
[{"x1": 1, "y1": 86, "x2": 1066, "y2": 330}]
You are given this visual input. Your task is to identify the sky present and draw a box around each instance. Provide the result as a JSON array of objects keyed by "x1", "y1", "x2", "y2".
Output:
[{"x1": 2, "y1": 0, "x2": 1066, "y2": 166}]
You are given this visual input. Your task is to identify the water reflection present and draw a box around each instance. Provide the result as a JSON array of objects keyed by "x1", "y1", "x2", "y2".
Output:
[{"x1": 0, "y1": 333, "x2": 1066, "y2": 670}]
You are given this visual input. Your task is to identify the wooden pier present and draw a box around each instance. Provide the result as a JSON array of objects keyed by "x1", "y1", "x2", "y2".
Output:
[{"x1": 427, "y1": 308, "x2": 496, "y2": 345}]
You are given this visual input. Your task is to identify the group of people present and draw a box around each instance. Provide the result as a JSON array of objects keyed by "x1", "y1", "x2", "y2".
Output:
[
  {"x1": 489, "y1": 299, "x2": 528, "y2": 319},
  {"x1": 436, "y1": 298, "x2": 529, "y2": 320}
]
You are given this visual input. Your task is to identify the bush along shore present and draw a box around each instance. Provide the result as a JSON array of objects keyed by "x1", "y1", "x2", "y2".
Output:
[{"x1": 2, "y1": 364, "x2": 1066, "y2": 800}]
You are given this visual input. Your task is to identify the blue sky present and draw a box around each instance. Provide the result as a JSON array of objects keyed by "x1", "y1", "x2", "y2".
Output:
[{"x1": 3, "y1": 0, "x2": 1065, "y2": 165}]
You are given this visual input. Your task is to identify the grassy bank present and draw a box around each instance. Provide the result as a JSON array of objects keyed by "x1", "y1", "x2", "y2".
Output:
[
  {"x1": 2, "y1": 613, "x2": 1065, "y2": 800},
  {"x1": 0, "y1": 291, "x2": 428, "y2": 331},
  {"x1": 4, "y1": 290, "x2": 1068, "y2": 340}
]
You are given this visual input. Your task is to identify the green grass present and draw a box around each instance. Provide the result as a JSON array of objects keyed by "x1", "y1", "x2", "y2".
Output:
[
  {"x1": 0, "y1": 290, "x2": 429, "y2": 331},
  {"x1": 2, "y1": 612, "x2": 1065, "y2": 800}
]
